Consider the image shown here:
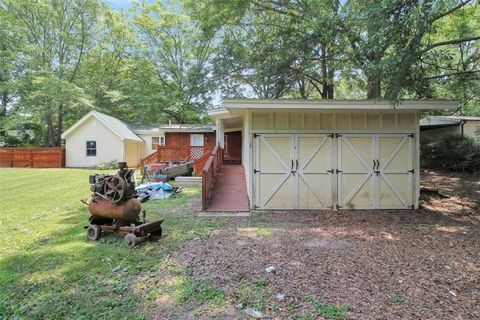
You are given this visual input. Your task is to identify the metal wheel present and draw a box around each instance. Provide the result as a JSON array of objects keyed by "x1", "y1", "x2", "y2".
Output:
[
  {"x1": 87, "y1": 224, "x2": 101, "y2": 241},
  {"x1": 124, "y1": 233, "x2": 138, "y2": 247},
  {"x1": 103, "y1": 176, "x2": 126, "y2": 203},
  {"x1": 150, "y1": 227, "x2": 163, "y2": 238}
]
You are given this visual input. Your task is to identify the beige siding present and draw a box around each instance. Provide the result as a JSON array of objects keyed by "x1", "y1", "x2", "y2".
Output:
[
  {"x1": 247, "y1": 110, "x2": 420, "y2": 209},
  {"x1": 251, "y1": 110, "x2": 417, "y2": 132},
  {"x1": 65, "y1": 116, "x2": 124, "y2": 167},
  {"x1": 124, "y1": 140, "x2": 143, "y2": 167},
  {"x1": 137, "y1": 133, "x2": 165, "y2": 156}
]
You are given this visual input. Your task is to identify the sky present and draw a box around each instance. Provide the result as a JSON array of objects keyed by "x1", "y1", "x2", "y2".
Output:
[
  {"x1": 103, "y1": 0, "x2": 134, "y2": 10},
  {"x1": 103, "y1": 0, "x2": 155, "y2": 10}
]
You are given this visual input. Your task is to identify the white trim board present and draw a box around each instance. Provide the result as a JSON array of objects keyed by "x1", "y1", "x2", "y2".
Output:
[{"x1": 225, "y1": 99, "x2": 458, "y2": 111}]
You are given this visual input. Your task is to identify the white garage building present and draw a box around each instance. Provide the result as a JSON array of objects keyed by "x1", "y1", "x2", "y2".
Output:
[
  {"x1": 61, "y1": 111, "x2": 144, "y2": 168},
  {"x1": 209, "y1": 99, "x2": 457, "y2": 210}
]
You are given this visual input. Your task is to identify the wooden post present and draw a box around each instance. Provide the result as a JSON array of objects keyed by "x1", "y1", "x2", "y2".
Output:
[
  {"x1": 30, "y1": 148, "x2": 33, "y2": 167},
  {"x1": 58, "y1": 148, "x2": 62, "y2": 168}
]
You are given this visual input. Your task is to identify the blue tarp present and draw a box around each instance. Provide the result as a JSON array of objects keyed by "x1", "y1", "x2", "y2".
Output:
[{"x1": 136, "y1": 182, "x2": 176, "y2": 201}]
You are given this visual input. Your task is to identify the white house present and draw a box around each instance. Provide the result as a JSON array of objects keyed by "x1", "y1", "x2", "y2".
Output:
[
  {"x1": 61, "y1": 111, "x2": 145, "y2": 167},
  {"x1": 61, "y1": 111, "x2": 216, "y2": 168}
]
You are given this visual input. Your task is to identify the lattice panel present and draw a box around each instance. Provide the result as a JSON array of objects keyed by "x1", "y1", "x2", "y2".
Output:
[
  {"x1": 142, "y1": 146, "x2": 214, "y2": 168},
  {"x1": 224, "y1": 132, "x2": 242, "y2": 162}
]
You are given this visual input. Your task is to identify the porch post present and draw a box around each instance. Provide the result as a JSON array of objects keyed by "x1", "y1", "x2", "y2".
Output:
[{"x1": 216, "y1": 119, "x2": 225, "y2": 148}]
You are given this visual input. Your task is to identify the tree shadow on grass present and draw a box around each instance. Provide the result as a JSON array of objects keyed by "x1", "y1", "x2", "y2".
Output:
[{"x1": 0, "y1": 204, "x2": 226, "y2": 319}]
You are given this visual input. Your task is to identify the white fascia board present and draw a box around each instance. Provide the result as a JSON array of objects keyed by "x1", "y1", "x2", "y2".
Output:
[
  {"x1": 61, "y1": 111, "x2": 96, "y2": 139},
  {"x1": 224, "y1": 99, "x2": 458, "y2": 111},
  {"x1": 61, "y1": 111, "x2": 135, "y2": 142},
  {"x1": 207, "y1": 108, "x2": 231, "y2": 121}
]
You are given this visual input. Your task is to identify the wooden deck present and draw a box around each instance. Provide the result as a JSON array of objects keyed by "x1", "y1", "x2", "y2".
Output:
[{"x1": 205, "y1": 164, "x2": 249, "y2": 212}]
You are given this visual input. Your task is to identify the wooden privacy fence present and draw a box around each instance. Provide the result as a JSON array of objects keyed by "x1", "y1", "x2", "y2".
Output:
[
  {"x1": 0, "y1": 147, "x2": 65, "y2": 168},
  {"x1": 202, "y1": 145, "x2": 223, "y2": 211}
]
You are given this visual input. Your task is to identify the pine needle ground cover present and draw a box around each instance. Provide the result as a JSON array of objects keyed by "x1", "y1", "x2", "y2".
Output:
[{"x1": 0, "y1": 168, "x2": 478, "y2": 319}]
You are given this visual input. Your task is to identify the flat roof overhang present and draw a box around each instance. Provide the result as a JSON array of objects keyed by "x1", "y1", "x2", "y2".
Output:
[
  {"x1": 224, "y1": 99, "x2": 458, "y2": 111},
  {"x1": 208, "y1": 99, "x2": 459, "y2": 126}
]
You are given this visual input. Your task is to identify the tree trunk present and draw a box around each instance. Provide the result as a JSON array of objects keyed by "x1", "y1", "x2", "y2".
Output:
[
  {"x1": 298, "y1": 79, "x2": 307, "y2": 99},
  {"x1": 0, "y1": 43, "x2": 7, "y2": 136},
  {"x1": 326, "y1": 45, "x2": 335, "y2": 99},
  {"x1": 367, "y1": 79, "x2": 381, "y2": 99},
  {"x1": 56, "y1": 104, "x2": 63, "y2": 147},
  {"x1": 320, "y1": 45, "x2": 335, "y2": 99},
  {"x1": 46, "y1": 113, "x2": 55, "y2": 147},
  {"x1": 320, "y1": 46, "x2": 328, "y2": 99}
]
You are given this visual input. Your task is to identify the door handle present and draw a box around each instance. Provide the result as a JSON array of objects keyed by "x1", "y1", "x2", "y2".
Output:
[
  {"x1": 291, "y1": 159, "x2": 294, "y2": 170},
  {"x1": 296, "y1": 159, "x2": 299, "y2": 171},
  {"x1": 372, "y1": 159, "x2": 375, "y2": 171},
  {"x1": 374, "y1": 160, "x2": 380, "y2": 175}
]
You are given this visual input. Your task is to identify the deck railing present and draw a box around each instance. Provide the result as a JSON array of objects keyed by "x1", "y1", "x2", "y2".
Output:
[
  {"x1": 140, "y1": 146, "x2": 214, "y2": 169},
  {"x1": 193, "y1": 152, "x2": 211, "y2": 176},
  {"x1": 202, "y1": 144, "x2": 223, "y2": 211}
]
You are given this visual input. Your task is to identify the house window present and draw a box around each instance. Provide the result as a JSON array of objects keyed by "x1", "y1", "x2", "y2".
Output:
[
  {"x1": 152, "y1": 136, "x2": 165, "y2": 150},
  {"x1": 190, "y1": 134, "x2": 204, "y2": 147},
  {"x1": 86, "y1": 141, "x2": 96, "y2": 157}
]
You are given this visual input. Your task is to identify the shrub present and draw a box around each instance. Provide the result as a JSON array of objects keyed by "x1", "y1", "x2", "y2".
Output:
[
  {"x1": 421, "y1": 134, "x2": 480, "y2": 172},
  {"x1": 97, "y1": 160, "x2": 119, "y2": 170}
]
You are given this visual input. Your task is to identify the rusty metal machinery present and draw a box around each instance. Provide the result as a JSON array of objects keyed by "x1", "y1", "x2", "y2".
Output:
[
  {"x1": 89, "y1": 161, "x2": 136, "y2": 204},
  {"x1": 85, "y1": 162, "x2": 163, "y2": 247}
]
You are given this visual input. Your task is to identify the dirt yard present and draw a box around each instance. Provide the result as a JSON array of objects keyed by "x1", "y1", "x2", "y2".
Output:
[{"x1": 160, "y1": 170, "x2": 480, "y2": 319}]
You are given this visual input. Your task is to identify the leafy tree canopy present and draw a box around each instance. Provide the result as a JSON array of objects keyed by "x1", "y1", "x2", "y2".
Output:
[{"x1": 0, "y1": 0, "x2": 478, "y2": 146}]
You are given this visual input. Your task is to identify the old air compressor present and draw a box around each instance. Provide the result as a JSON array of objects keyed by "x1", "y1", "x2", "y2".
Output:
[{"x1": 85, "y1": 162, "x2": 163, "y2": 247}]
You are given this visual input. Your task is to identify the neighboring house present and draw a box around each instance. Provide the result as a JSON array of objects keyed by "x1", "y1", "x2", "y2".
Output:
[
  {"x1": 133, "y1": 124, "x2": 216, "y2": 155},
  {"x1": 61, "y1": 111, "x2": 216, "y2": 167},
  {"x1": 208, "y1": 99, "x2": 457, "y2": 211},
  {"x1": 420, "y1": 116, "x2": 480, "y2": 141}
]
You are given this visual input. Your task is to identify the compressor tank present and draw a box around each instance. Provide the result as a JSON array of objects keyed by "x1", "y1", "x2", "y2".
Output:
[{"x1": 88, "y1": 198, "x2": 141, "y2": 222}]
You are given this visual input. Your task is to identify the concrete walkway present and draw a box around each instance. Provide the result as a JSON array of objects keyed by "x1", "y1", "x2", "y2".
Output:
[{"x1": 205, "y1": 164, "x2": 250, "y2": 212}]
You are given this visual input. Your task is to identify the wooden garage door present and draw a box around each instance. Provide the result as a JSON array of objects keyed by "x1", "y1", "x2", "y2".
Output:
[
  {"x1": 296, "y1": 134, "x2": 333, "y2": 209},
  {"x1": 255, "y1": 133, "x2": 415, "y2": 210},
  {"x1": 377, "y1": 134, "x2": 414, "y2": 209},
  {"x1": 254, "y1": 134, "x2": 295, "y2": 209},
  {"x1": 254, "y1": 134, "x2": 333, "y2": 209},
  {"x1": 337, "y1": 134, "x2": 414, "y2": 209},
  {"x1": 337, "y1": 134, "x2": 376, "y2": 209}
]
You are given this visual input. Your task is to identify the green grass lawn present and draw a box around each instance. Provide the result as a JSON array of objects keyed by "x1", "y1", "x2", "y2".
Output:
[{"x1": 0, "y1": 168, "x2": 223, "y2": 319}]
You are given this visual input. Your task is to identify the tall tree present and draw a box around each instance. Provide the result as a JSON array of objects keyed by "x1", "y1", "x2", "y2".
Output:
[
  {"x1": 1, "y1": 0, "x2": 101, "y2": 146},
  {"x1": 190, "y1": 0, "x2": 343, "y2": 99},
  {"x1": 132, "y1": 1, "x2": 217, "y2": 122}
]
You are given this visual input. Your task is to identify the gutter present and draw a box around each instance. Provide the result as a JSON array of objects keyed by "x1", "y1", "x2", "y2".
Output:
[{"x1": 460, "y1": 120, "x2": 466, "y2": 136}]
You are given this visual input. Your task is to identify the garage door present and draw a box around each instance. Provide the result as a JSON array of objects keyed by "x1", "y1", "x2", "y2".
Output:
[
  {"x1": 254, "y1": 133, "x2": 415, "y2": 210},
  {"x1": 296, "y1": 134, "x2": 333, "y2": 209},
  {"x1": 254, "y1": 134, "x2": 333, "y2": 209},
  {"x1": 337, "y1": 134, "x2": 375, "y2": 209},
  {"x1": 254, "y1": 134, "x2": 295, "y2": 209},
  {"x1": 376, "y1": 134, "x2": 414, "y2": 208},
  {"x1": 337, "y1": 134, "x2": 414, "y2": 209}
]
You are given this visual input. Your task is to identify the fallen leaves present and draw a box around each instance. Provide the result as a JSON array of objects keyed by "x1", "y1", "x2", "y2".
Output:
[{"x1": 165, "y1": 170, "x2": 480, "y2": 319}]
